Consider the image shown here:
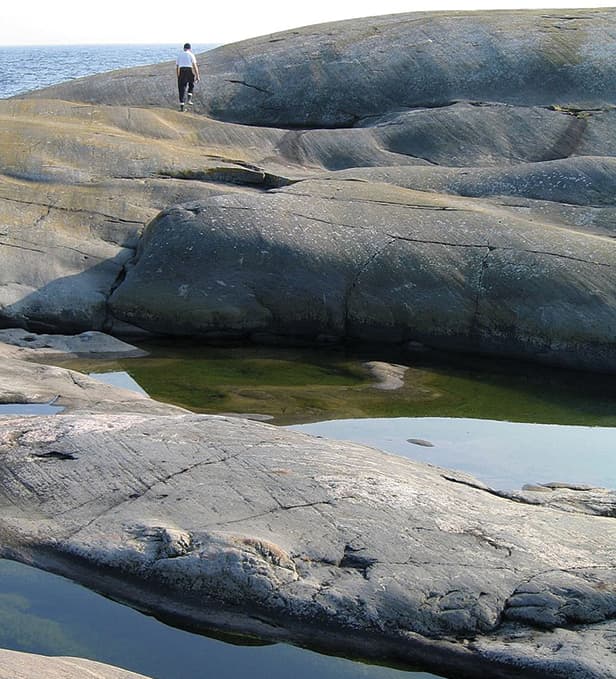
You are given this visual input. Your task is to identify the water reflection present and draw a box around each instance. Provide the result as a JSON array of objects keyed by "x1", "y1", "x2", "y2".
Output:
[
  {"x1": 89, "y1": 371, "x2": 149, "y2": 395},
  {"x1": 66, "y1": 341, "x2": 616, "y2": 426},
  {"x1": 0, "y1": 560, "x2": 439, "y2": 679},
  {"x1": 291, "y1": 417, "x2": 616, "y2": 491},
  {"x1": 0, "y1": 402, "x2": 64, "y2": 415}
]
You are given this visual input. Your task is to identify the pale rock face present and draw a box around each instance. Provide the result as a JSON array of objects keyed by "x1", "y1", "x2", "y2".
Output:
[
  {"x1": 0, "y1": 649, "x2": 152, "y2": 679},
  {"x1": 0, "y1": 356, "x2": 614, "y2": 679}
]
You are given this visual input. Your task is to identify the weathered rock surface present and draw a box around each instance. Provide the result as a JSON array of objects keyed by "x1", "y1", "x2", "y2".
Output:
[
  {"x1": 1, "y1": 9, "x2": 615, "y2": 372},
  {"x1": 1, "y1": 11, "x2": 615, "y2": 677},
  {"x1": 0, "y1": 328, "x2": 147, "y2": 360},
  {"x1": 0, "y1": 649, "x2": 152, "y2": 679},
  {"x1": 109, "y1": 178, "x2": 616, "y2": 371},
  {"x1": 24, "y1": 10, "x2": 616, "y2": 127},
  {"x1": 0, "y1": 394, "x2": 615, "y2": 678},
  {"x1": 0, "y1": 344, "x2": 183, "y2": 415},
  {"x1": 0, "y1": 98, "x2": 297, "y2": 335},
  {"x1": 363, "y1": 361, "x2": 408, "y2": 390}
]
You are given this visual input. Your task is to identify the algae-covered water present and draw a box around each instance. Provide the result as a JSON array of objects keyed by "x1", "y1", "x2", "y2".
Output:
[{"x1": 62, "y1": 339, "x2": 616, "y2": 427}]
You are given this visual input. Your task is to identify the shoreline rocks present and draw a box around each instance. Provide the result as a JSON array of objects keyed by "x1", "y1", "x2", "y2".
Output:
[
  {"x1": 1, "y1": 10, "x2": 616, "y2": 676},
  {"x1": 0, "y1": 649, "x2": 152, "y2": 679},
  {"x1": 0, "y1": 353, "x2": 614, "y2": 678},
  {"x1": 2, "y1": 10, "x2": 616, "y2": 373},
  {"x1": 0, "y1": 328, "x2": 148, "y2": 360}
]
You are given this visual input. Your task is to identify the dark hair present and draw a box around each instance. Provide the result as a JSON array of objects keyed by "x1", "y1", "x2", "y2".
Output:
[{"x1": 183, "y1": 43, "x2": 191, "y2": 50}]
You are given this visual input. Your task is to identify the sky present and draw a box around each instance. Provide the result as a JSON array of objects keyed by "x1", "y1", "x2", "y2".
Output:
[{"x1": 1, "y1": 0, "x2": 614, "y2": 46}]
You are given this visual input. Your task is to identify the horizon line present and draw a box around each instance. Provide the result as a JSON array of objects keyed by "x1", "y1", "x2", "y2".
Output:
[{"x1": 0, "y1": 41, "x2": 221, "y2": 48}]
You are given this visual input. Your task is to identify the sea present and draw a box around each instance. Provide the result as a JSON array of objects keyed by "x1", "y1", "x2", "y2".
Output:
[{"x1": 0, "y1": 43, "x2": 216, "y2": 99}]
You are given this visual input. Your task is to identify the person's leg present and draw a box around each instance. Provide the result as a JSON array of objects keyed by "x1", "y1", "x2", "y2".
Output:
[
  {"x1": 186, "y1": 71, "x2": 195, "y2": 105},
  {"x1": 178, "y1": 68, "x2": 191, "y2": 105}
]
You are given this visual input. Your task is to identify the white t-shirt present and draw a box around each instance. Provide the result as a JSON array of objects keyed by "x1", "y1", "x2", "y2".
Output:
[{"x1": 176, "y1": 50, "x2": 197, "y2": 68}]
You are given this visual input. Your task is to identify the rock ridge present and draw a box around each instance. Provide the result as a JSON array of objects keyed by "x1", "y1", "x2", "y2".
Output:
[{"x1": 0, "y1": 404, "x2": 614, "y2": 677}]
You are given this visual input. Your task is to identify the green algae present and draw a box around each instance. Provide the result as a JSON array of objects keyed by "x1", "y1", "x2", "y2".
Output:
[{"x1": 61, "y1": 341, "x2": 616, "y2": 426}]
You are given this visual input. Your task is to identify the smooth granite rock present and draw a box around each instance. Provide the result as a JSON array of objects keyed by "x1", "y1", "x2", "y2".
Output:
[
  {"x1": 0, "y1": 344, "x2": 183, "y2": 415},
  {"x1": 109, "y1": 178, "x2": 616, "y2": 372},
  {"x1": 0, "y1": 9, "x2": 615, "y2": 678},
  {"x1": 1, "y1": 9, "x2": 614, "y2": 373},
  {"x1": 24, "y1": 10, "x2": 616, "y2": 127},
  {"x1": 0, "y1": 328, "x2": 147, "y2": 360},
  {"x1": 0, "y1": 649, "x2": 152, "y2": 679},
  {"x1": 0, "y1": 396, "x2": 614, "y2": 678}
]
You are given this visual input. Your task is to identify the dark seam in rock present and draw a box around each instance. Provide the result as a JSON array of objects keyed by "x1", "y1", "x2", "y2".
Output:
[
  {"x1": 379, "y1": 557, "x2": 523, "y2": 574},
  {"x1": 470, "y1": 246, "x2": 493, "y2": 338},
  {"x1": 32, "y1": 206, "x2": 51, "y2": 229},
  {"x1": 33, "y1": 450, "x2": 77, "y2": 461},
  {"x1": 0, "y1": 240, "x2": 46, "y2": 254},
  {"x1": 1, "y1": 236, "x2": 113, "y2": 261},
  {"x1": 440, "y1": 474, "x2": 516, "y2": 502},
  {"x1": 386, "y1": 235, "x2": 613, "y2": 267},
  {"x1": 287, "y1": 211, "x2": 361, "y2": 230},
  {"x1": 519, "y1": 248, "x2": 611, "y2": 267},
  {"x1": 0, "y1": 195, "x2": 143, "y2": 225},
  {"x1": 225, "y1": 79, "x2": 272, "y2": 95},
  {"x1": 67, "y1": 372, "x2": 85, "y2": 389},
  {"x1": 386, "y1": 234, "x2": 489, "y2": 249},
  {"x1": 205, "y1": 496, "x2": 356, "y2": 529},
  {"x1": 58, "y1": 454, "x2": 244, "y2": 533},
  {"x1": 343, "y1": 237, "x2": 398, "y2": 337},
  {"x1": 279, "y1": 190, "x2": 471, "y2": 211}
]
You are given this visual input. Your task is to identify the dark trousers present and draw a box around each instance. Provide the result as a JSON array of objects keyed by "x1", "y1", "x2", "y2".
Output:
[{"x1": 178, "y1": 67, "x2": 195, "y2": 103}]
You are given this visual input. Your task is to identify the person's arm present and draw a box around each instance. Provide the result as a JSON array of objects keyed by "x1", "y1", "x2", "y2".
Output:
[{"x1": 192, "y1": 54, "x2": 200, "y2": 82}]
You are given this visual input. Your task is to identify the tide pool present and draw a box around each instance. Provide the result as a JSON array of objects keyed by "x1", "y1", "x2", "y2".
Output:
[{"x1": 290, "y1": 417, "x2": 616, "y2": 491}]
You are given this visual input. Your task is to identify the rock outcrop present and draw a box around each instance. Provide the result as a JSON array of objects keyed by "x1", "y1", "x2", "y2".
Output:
[
  {"x1": 0, "y1": 649, "x2": 152, "y2": 679},
  {"x1": 0, "y1": 373, "x2": 615, "y2": 678},
  {"x1": 109, "y1": 178, "x2": 616, "y2": 371},
  {"x1": 1, "y1": 9, "x2": 616, "y2": 371},
  {"x1": 25, "y1": 10, "x2": 616, "y2": 127},
  {"x1": 2, "y1": 12, "x2": 616, "y2": 675},
  {"x1": 0, "y1": 334, "x2": 184, "y2": 415},
  {"x1": 0, "y1": 328, "x2": 147, "y2": 360}
]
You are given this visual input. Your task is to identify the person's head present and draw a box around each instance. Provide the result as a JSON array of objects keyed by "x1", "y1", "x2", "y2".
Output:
[{"x1": 183, "y1": 43, "x2": 191, "y2": 51}]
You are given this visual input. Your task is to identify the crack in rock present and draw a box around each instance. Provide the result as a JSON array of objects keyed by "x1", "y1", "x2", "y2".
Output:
[{"x1": 225, "y1": 79, "x2": 272, "y2": 95}]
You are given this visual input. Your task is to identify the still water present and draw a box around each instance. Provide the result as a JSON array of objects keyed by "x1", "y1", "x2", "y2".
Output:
[
  {"x1": 2, "y1": 342, "x2": 616, "y2": 679},
  {"x1": 0, "y1": 560, "x2": 433, "y2": 679},
  {"x1": 292, "y1": 417, "x2": 616, "y2": 491}
]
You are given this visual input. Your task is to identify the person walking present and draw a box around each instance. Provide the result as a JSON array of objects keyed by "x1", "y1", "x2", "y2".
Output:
[{"x1": 176, "y1": 43, "x2": 200, "y2": 111}]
